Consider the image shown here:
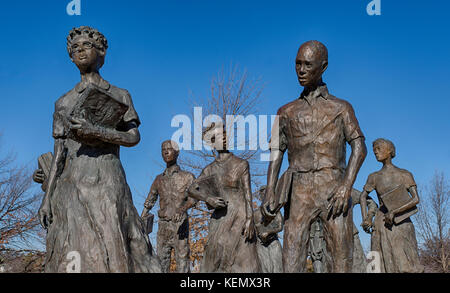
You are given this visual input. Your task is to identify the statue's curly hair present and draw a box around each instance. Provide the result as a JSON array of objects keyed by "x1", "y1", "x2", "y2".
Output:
[{"x1": 66, "y1": 26, "x2": 108, "y2": 57}]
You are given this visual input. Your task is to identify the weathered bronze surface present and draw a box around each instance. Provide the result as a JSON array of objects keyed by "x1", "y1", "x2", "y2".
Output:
[
  {"x1": 262, "y1": 40, "x2": 367, "y2": 272},
  {"x1": 37, "y1": 26, "x2": 161, "y2": 273},
  {"x1": 142, "y1": 140, "x2": 196, "y2": 273},
  {"x1": 187, "y1": 123, "x2": 261, "y2": 272},
  {"x1": 360, "y1": 138, "x2": 424, "y2": 273}
]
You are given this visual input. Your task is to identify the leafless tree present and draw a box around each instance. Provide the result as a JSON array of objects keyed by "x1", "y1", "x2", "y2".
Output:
[
  {"x1": 0, "y1": 136, "x2": 45, "y2": 272},
  {"x1": 415, "y1": 171, "x2": 449, "y2": 273}
]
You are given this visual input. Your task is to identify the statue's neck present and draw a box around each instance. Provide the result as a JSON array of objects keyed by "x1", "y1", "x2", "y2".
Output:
[{"x1": 80, "y1": 71, "x2": 102, "y2": 84}]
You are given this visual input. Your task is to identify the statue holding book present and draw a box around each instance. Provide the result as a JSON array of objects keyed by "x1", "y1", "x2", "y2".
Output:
[
  {"x1": 37, "y1": 26, "x2": 161, "y2": 273},
  {"x1": 360, "y1": 138, "x2": 424, "y2": 273},
  {"x1": 187, "y1": 122, "x2": 261, "y2": 273},
  {"x1": 141, "y1": 140, "x2": 196, "y2": 273}
]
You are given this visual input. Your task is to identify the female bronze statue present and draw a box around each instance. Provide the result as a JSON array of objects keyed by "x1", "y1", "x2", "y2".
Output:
[
  {"x1": 187, "y1": 123, "x2": 261, "y2": 272},
  {"x1": 38, "y1": 26, "x2": 161, "y2": 273},
  {"x1": 360, "y1": 138, "x2": 424, "y2": 273}
]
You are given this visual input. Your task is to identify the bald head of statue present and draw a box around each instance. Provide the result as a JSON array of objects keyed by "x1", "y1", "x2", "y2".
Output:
[{"x1": 295, "y1": 40, "x2": 328, "y2": 89}]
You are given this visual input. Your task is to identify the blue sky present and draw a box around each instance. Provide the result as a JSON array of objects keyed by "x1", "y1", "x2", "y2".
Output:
[{"x1": 0, "y1": 0, "x2": 449, "y2": 250}]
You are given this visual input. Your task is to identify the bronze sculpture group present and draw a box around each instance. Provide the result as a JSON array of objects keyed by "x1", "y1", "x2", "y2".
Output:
[{"x1": 33, "y1": 26, "x2": 424, "y2": 273}]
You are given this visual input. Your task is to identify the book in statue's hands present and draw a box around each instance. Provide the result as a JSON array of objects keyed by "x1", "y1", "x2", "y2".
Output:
[
  {"x1": 38, "y1": 152, "x2": 54, "y2": 178},
  {"x1": 142, "y1": 213, "x2": 154, "y2": 235},
  {"x1": 188, "y1": 175, "x2": 225, "y2": 209},
  {"x1": 71, "y1": 84, "x2": 129, "y2": 129},
  {"x1": 380, "y1": 184, "x2": 418, "y2": 224}
]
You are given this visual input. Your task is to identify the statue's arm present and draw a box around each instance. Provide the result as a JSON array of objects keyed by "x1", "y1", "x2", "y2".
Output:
[
  {"x1": 263, "y1": 148, "x2": 284, "y2": 214},
  {"x1": 343, "y1": 137, "x2": 367, "y2": 190},
  {"x1": 360, "y1": 190, "x2": 370, "y2": 222},
  {"x1": 392, "y1": 185, "x2": 420, "y2": 216},
  {"x1": 178, "y1": 175, "x2": 198, "y2": 215},
  {"x1": 72, "y1": 119, "x2": 140, "y2": 147},
  {"x1": 141, "y1": 180, "x2": 158, "y2": 217},
  {"x1": 38, "y1": 138, "x2": 66, "y2": 229}
]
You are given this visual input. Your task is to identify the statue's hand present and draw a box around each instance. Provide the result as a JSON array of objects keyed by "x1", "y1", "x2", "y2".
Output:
[
  {"x1": 242, "y1": 218, "x2": 256, "y2": 241},
  {"x1": 38, "y1": 199, "x2": 52, "y2": 229},
  {"x1": 261, "y1": 187, "x2": 277, "y2": 220},
  {"x1": 173, "y1": 210, "x2": 185, "y2": 222},
  {"x1": 206, "y1": 197, "x2": 227, "y2": 209},
  {"x1": 327, "y1": 184, "x2": 352, "y2": 217},
  {"x1": 70, "y1": 117, "x2": 99, "y2": 138},
  {"x1": 33, "y1": 169, "x2": 45, "y2": 184},
  {"x1": 384, "y1": 211, "x2": 395, "y2": 226},
  {"x1": 361, "y1": 218, "x2": 373, "y2": 233}
]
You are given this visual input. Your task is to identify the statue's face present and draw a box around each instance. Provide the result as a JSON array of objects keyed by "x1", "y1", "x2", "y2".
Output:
[
  {"x1": 209, "y1": 128, "x2": 227, "y2": 151},
  {"x1": 161, "y1": 142, "x2": 178, "y2": 163},
  {"x1": 295, "y1": 45, "x2": 327, "y2": 87},
  {"x1": 373, "y1": 142, "x2": 391, "y2": 162},
  {"x1": 70, "y1": 35, "x2": 103, "y2": 72}
]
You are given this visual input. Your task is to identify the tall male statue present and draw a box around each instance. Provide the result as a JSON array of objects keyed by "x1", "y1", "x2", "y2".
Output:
[
  {"x1": 38, "y1": 26, "x2": 161, "y2": 273},
  {"x1": 142, "y1": 140, "x2": 196, "y2": 273},
  {"x1": 262, "y1": 40, "x2": 367, "y2": 272}
]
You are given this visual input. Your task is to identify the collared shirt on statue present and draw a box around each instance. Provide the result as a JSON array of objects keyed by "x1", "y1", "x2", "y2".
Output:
[{"x1": 272, "y1": 84, "x2": 364, "y2": 173}]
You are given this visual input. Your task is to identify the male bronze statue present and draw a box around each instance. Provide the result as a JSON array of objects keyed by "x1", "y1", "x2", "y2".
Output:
[
  {"x1": 141, "y1": 140, "x2": 196, "y2": 273},
  {"x1": 308, "y1": 188, "x2": 378, "y2": 273},
  {"x1": 360, "y1": 138, "x2": 424, "y2": 273},
  {"x1": 262, "y1": 40, "x2": 367, "y2": 272},
  {"x1": 38, "y1": 26, "x2": 161, "y2": 273}
]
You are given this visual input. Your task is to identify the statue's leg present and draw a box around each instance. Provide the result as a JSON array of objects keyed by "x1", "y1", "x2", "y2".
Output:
[
  {"x1": 282, "y1": 172, "x2": 319, "y2": 273},
  {"x1": 175, "y1": 218, "x2": 191, "y2": 273},
  {"x1": 157, "y1": 220, "x2": 173, "y2": 273},
  {"x1": 322, "y1": 208, "x2": 353, "y2": 273}
]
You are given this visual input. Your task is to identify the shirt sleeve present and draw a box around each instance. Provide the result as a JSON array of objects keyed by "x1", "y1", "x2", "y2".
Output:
[
  {"x1": 52, "y1": 103, "x2": 68, "y2": 139},
  {"x1": 122, "y1": 90, "x2": 141, "y2": 127},
  {"x1": 269, "y1": 109, "x2": 288, "y2": 153},
  {"x1": 363, "y1": 173, "x2": 376, "y2": 193},
  {"x1": 342, "y1": 102, "x2": 364, "y2": 143},
  {"x1": 403, "y1": 171, "x2": 417, "y2": 189}
]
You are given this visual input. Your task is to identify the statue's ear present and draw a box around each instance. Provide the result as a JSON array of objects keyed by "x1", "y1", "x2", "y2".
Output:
[
  {"x1": 98, "y1": 48, "x2": 106, "y2": 57},
  {"x1": 321, "y1": 61, "x2": 328, "y2": 74}
]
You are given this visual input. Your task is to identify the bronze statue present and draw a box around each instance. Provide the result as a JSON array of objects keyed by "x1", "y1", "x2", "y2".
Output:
[
  {"x1": 308, "y1": 188, "x2": 378, "y2": 273},
  {"x1": 187, "y1": 123, "x2": 261, "y2": 273},
  {"x1": 37, "y1": 26, "x2": 161, "y2": 272},
  {"x1": 254, "y1": 187, "x2": 283, "y2": 273},
  {"x1": 262, "y1": 40, "x2": 367, "y2": 272},
  {"x1": 141, "y1": 140, "x2": 196, "y2": 273},
  {"x1": 360, "y1": 138, "x2": 424, "y2": 273}
]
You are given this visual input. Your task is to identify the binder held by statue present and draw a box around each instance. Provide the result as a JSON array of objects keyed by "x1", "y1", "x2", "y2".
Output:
[
  {"x1": 188, "y1": 175, "x2": 224, "y2": 210},
  {"x1": 380, "y1": 184, "x2": 418, "y2": 224}
]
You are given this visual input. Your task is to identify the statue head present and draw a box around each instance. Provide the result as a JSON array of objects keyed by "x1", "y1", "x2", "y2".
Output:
[
  {"x1": 296, "y1": 40, "x2": 328, "y2": 88},
  {"x1": 372, "y1": 138, "x2": 396, "y2": 162},
  {"x1": 161, "y1": 140, "x2": 180, "y2": 164},
  {"x1": 202, "y1": 122, "x2": 227, "y2": 151},
  {"x1": 67, "y1": 26, "x2": 108, "y2": 73}
]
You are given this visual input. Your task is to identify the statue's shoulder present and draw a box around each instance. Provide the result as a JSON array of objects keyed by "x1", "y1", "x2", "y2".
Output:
[
  {"x1": 54, "y1": 87, "x2": 77, "y2": 110},
  {"x1": 276, "y1": 99, "x2": 299, "y2": 116},
  {"x1": 109, "y1": 84, "x2": 133, "y2": 104},
  {"x1": 326, "y1": 94, "x2": 354, "y2": 111},
  {"x1": 230, "y1": 154, "x2": 249, "y2": 170},
  {"x1": 179, "y1": 169, "x2": 195, "y2": 180}
]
